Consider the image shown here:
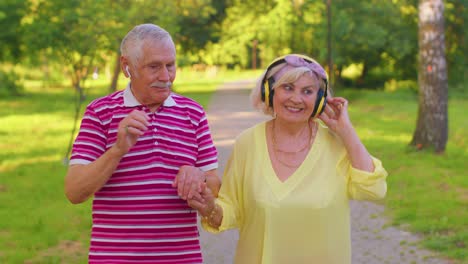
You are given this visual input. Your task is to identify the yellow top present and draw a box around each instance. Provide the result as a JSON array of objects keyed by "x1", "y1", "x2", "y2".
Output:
[{"x1": 202, "y1": 121, "x2": 388, "y2": 264}]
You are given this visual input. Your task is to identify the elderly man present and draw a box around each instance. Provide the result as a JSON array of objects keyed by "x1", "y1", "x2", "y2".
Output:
[{"x1": 65, "y1": 23, "x2": 220, "y2": 263}]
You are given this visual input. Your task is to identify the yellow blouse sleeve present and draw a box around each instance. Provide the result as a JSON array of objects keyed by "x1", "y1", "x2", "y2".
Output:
[
  {"x1": 201, "y1": 141, "x2": 244, "y2": 233},
  {"x1": 340, "y1": 155, "x2": 388, "y2": 201}
]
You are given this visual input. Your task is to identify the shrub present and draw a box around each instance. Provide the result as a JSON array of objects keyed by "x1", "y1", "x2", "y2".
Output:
[
  {"x1": 384, "y1": 79, "x2": 418, "y2": 94},
  {"x1": 0, "y1": 70, "x2": 24, "y2": 96}
]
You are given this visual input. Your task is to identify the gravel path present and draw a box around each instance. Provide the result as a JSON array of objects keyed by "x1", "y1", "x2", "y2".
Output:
[{"x1": 199, "y1": 80, "x2": 455, "y2": 264}]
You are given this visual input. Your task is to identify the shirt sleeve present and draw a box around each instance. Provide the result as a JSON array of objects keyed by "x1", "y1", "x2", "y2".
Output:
[
  {"x1": 69, "y1": 105, "x2": 107, "y2": 165},
  {"x1": 202, "y1": 141, "x2": 243, "y2": 233},
  {"x1": 339, "y1": 154, "x2": 388, "y2": 201},
  {"x1": 195, "y1": 113, "x2": 218, "y2": 171}
]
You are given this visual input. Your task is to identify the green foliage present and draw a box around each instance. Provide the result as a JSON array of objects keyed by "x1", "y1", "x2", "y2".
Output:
[
  {"x1": 22, "y1": 0, "x2": 117, "y2": 88},
  {"x1": 445, "y1": 0, "x2": 467, "y2": 87},
  {"x1": 0, "y1": 0, "x2": 464, "y2": 92},
  {"x1": 174, "y1": 0, "x2": 224, "y2": 55},
  {"x1": 332, "y1": 0, "x2": 417, "y2": 85},
  {"x1": 200, "y1": 0, "x2": 326, "y2": 68},
  {"x1": 20, "y1": 0, "x2": 180, "y2": 91},
  {"x1": 0, "y1": 0, "x2": 27, "y2": 62},
  {"x1": 384, "y1": 79, "x2": 418, "y2": 93},
  {"x1": 0, "y1": 70, "x2": 24, "y2": 96}
]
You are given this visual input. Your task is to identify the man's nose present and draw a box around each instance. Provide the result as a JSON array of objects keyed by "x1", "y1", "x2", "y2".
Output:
[{"x1": 158, "y1": 66, "x2": 170, "y2": 81}]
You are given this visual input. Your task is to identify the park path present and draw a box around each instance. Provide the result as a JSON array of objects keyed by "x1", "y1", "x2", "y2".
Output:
[{"x1": 199, "y1": 80, "x2": 454, "y2": 264}]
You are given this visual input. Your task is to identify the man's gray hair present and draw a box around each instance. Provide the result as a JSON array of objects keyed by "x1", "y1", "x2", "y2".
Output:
[{"x1": 120, "y1": 24, "x2": 174, "y2": 66}]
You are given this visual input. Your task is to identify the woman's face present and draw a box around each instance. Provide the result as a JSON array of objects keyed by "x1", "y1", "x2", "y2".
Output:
[{"x1": 272, "y1": 73, "x2": 319, "y2": 123}]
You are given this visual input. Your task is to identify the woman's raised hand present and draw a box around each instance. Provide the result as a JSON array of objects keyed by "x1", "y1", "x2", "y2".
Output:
[{"x1": 318, "y1": 97, "x2": 352, "y2": 138}]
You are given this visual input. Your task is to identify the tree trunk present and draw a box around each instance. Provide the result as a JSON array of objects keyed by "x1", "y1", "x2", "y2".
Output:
[
  {"x1": 326, "y1": 0, "x2": 332, "y2": 87},
  {"x1": 356, "y1": 62, "x2": 368, "y2": 87},
  {"x1": 110, "y1": 52, "x2": 121, "y2": 92},
  {"x1": 411, "y1": 0, "x2": 448, "y2": 153}
]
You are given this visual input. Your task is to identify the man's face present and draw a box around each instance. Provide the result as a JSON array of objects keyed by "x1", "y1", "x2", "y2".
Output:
[{"x1": 130, "y1": 39, "x2": 176, "y2": 108}]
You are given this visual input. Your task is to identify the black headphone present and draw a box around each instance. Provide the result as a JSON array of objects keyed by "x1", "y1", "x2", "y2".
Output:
[{"x1": 260, "y1": 54, "x2": 328, "y2": 118}]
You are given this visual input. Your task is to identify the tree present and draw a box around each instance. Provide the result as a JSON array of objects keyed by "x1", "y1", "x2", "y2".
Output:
[
  {"x1": 0, "y1": 0, "x2": 26, "y2": 62},
  {"x1": 330, "y1": 0, "x2": 416, "y2": 86},
  {"x1": 0, "y1": 0, "x2": 27, "y2": 96},
  {"x1": 23, "y1": 0, "x2": 117, "y2": 95},
  {"x1": 411, "y1": 0, "x2": 448, "y2": 153}
]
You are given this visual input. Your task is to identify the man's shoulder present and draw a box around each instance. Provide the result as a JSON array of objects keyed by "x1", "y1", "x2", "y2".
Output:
[
  {"x1": 170, "y1": 92, "x2": 204, "y2": 111},
  {"x1": 87, "y1": 90, "x2": 124, "y2": 109}
]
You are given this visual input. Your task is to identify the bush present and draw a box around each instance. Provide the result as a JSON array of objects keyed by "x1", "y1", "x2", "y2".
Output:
[
  {"x1": 0, "y1": 70, "x2": 24, "y2": 96},
  {"x1": 384, "y1": 79, "x2": 418, "y2": 94}
]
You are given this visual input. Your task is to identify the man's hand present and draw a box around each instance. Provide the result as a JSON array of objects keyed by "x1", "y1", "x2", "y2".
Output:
[
  {"x1": 114, "y1": 110, "x2": 149, "y2": 155},
  {"x1": 173, "y1": 165, "x2": 206, "y2": 200},
  {"x1": 187, "y1": 184, "x2": 216, "y2": 217}
]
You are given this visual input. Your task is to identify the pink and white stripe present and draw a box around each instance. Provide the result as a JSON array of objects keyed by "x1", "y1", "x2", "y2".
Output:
[{"x1": 70, "y1": 86, "x2": 217, "y2": 263}]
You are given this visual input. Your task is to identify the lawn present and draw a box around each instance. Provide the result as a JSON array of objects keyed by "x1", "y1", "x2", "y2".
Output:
[
  {"x1": 0, "y1": 73, "x2": 466, "y2": 263},
  {"x1": 337, "y1": 88, "x2": 468, "y2": 261}
]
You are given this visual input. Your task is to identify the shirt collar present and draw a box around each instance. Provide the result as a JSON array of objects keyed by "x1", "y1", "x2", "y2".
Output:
[{"x1": 123, "y1": 82, "x2": 176, "y2": 108}]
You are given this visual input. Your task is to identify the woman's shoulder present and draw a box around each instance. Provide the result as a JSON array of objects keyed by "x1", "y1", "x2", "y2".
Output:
[{"x1": 235, "y1": 121, "x2": 267, "y2": 146}]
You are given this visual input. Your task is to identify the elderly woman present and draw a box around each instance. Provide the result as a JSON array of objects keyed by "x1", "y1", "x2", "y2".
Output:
[{"x1": 189, "y1": 54, "x2": 388, "y2": 264}]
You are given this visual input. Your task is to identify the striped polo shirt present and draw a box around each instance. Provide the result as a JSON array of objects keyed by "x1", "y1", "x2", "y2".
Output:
[{"x1": 70, "y1": 84, "x2": 218, "y2": 263}]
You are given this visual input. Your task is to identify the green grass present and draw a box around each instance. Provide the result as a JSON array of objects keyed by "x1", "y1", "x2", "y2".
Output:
[
  {"x1": 336, "y1": 88, "x2": 468, "y2": 261},
  {"x1": 0, "y1": 73, "x2": 466, "y2": 262}
]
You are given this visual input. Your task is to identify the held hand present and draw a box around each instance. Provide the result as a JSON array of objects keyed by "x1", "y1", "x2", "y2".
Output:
[
  {"x1": 173, "y1": 165, "x2": 205, "y2": 200},
  {"x1": 319, "y1": 97, "x2": 352, "y2": 137},
  {"x1": 114, "y1": 110, "x2": 149, "y2": 155},
  {"x1": 187, "y1": 184, "x2": 216, "y2": 217}
]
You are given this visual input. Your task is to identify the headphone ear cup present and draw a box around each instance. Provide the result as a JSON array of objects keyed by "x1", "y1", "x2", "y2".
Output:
[
  {"x1": 267, "y1": 78, "x2": 275, "y2": 107},
  {"x1": 319, "y1": 95, "x2": 327, "y2": 115},
  {"x1": 261, "y1": 80, "x2": 267, "y2": 103},
  {"x1": 261, "y1": 77, "x2": 275, "y2": 108},
  {"x1": 312, "y1": 89, "x2": 326, "y2": 117}
]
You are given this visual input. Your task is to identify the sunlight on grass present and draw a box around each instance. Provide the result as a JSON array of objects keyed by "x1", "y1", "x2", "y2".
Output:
[{"x1": 357, "y1": 129, "x2": 412, "y2": 144}]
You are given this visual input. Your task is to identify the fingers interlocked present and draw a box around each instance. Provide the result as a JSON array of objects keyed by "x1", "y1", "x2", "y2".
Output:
[{"x1": 173, "y1": 165, "x2": 206, "y2": 200}]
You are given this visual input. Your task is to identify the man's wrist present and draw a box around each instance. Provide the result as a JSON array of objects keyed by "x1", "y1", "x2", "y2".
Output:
[
  {"x1": 199, "y1": 168, "x2": 207, "y2": 183},
  {"x1": 108, "y1": 145, "x2": 126, "y2": 159}
]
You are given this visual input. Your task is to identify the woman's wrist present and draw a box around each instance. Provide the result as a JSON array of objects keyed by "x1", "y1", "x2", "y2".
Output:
[{"x1": 203, "y1": 202, "x2": 221, "y2": 227}]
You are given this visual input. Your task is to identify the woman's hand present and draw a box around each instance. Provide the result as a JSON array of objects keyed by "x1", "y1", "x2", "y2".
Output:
[
  {"x1": 318, "y1": 97, "x2": 352, "y2": 138},
  {"x1": 319, "y1": 97, "x2": 375, "y2": 172},
  {"x1": 187, "y1": 183, "x2": 216, "y2": 218}
]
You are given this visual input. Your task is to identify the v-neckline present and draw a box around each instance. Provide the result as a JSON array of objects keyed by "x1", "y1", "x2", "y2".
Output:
[{"x1": 260, "y1": 121, "x2": 322, "y2": 201}]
